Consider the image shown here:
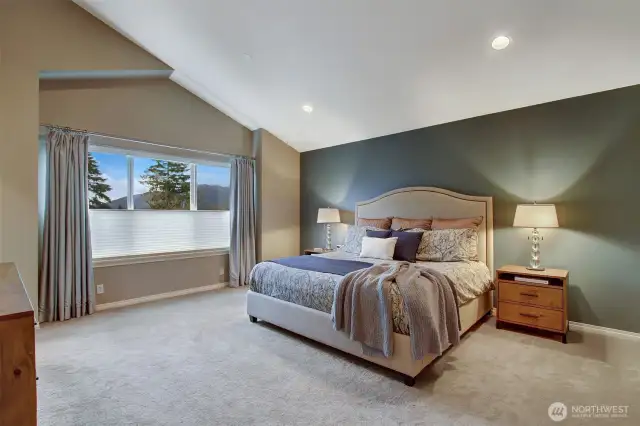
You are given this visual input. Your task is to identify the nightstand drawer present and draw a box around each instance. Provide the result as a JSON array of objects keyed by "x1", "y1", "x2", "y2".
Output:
[
  {"x1": 498, "y1": 281, "x2": 562, "y2": 309},
  {"x1": 498, "y1": 301, "x2": 564, "y2": 332}
]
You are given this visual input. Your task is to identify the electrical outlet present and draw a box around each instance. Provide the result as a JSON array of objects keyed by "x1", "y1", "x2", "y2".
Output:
[
  {"x1": 96, "y1": 284, "x2": 104, "y2": 294},
  {"x1": 219, "y1": 268, "x2": 225, "y2": 276}
]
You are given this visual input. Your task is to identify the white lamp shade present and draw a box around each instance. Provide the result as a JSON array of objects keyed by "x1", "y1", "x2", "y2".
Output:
[
  {"x1": 317, "y1": 208, "x2": 340, "y2": 224},
  {"x1": 513, "y1": 204, "x2": 558, "y2": 228}
]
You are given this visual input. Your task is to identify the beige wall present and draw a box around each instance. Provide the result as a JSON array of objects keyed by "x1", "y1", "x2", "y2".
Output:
[
  {"x1": 40, "y1": 78, "x2": 252, "y2": 157},
  {"x1": 254, "y1": 129, "x2": 301, "y2": 260},
  {"x1": 94, "y1": 255, "x2": 229, "y2": 305},
  {"x1": 0, "y1": 0, "x2": 297, "y2": 310},
  {"x1": 0, "y1": 0, "x2": 242, "y2": 309}
]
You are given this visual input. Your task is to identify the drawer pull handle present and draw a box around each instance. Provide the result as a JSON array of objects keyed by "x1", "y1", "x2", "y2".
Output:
[
  {"x1": 519, "y1": 312, "x2": 541, "y2": 319},
  {"x1": 519, "y1": 292, "x2": 539, "y2": 297}
]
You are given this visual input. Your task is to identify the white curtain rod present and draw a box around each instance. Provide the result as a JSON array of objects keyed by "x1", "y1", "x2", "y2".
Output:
[{"x1": 41, "y1": 123, "x2": 253, "y2": 160}]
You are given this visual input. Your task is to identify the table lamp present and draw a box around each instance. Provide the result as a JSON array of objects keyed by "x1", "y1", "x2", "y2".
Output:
[
  {"x1": 317, "y1": 208, "x2": 340, "y2": 250},
  {"x1": 513, "y1": 203, "x2": 558, "y2": 271}
]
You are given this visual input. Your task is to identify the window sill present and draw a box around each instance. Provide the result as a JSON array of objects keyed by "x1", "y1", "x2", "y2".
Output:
[{"x1": 93, "y1": 248, "x2": 229, "y2": 268}]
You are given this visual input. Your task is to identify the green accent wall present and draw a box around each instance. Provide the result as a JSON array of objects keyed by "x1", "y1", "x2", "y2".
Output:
[{"x1": 301, "y1": 84, "x2": 640, "y2": 333}]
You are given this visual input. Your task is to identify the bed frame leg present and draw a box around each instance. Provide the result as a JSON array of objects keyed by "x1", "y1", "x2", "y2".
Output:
[
  {"x1": 249, "y1": 315, "x2": 258, "y2": 323},
  {"x1": 403, "y1": 375, "x2": 416, "y2": 387}
]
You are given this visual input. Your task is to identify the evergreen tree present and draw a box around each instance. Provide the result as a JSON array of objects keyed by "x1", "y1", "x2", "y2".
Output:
[
  {"x1": 88, "y1": 153, "x2": 112, "y2": 209},
  {"x1": 140, "y1": 160, "x2": 190, "y2": 209}
]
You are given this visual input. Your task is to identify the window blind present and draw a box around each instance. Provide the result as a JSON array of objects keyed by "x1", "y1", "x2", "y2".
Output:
[{"x1": 90, "y1": 210, "x2": 230, "y2": 259}]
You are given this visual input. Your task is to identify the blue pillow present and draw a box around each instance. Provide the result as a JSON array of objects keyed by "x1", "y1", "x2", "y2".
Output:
[
  {"x1": 366, "y1": 229, "x2": 392, "y2": 239},
  {"x1": 390, "y1": 230, "x2": 423, "y2": 262}
]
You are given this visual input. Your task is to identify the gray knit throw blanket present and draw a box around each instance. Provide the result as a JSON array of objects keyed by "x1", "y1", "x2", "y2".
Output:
[{"x1": 332, "y1": 261, "x2": 460, "y2": 360}]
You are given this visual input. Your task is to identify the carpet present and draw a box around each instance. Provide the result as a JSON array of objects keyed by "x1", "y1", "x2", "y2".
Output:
[{"x1": 37, "y1": 288, "x2": 640, "y2": 425}]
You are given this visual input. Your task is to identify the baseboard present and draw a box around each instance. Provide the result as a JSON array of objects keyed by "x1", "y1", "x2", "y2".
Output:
[
  {"x1": 96, "y1": 283, "x2": 228, "y2": 312},
  {"x1": 569, "y1": 321, "x2": 640, "y2": 341}
]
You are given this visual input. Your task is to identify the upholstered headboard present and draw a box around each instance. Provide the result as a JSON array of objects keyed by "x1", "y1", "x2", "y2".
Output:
[{"x1": 355, "y1": 187, "x2": 494, "y2": 271}]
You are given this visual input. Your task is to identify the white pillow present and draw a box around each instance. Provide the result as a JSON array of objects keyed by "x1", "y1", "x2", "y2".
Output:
[
  {"x1": 359, "y1": 236, "x2": 398, "y2": 260},
  {"x1": 341, "y1": 225, "x2": 387, "y2": 254}
]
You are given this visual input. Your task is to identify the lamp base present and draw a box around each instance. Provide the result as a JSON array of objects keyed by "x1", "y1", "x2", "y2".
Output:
[
  {"x1": 325, "y1": 223, "x2": 332, "y2": 251},
  {"x1": 528, "y1": 228, "x2": 545, "y2": 272}
]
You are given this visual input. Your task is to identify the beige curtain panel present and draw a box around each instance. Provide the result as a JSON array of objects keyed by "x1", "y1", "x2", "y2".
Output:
[
  {"x1": 39, "y1": 129, "x2": 95, "y2": 322},
  {"x1": 229, "y1": 158, "x2": 257, "y2": 287}
]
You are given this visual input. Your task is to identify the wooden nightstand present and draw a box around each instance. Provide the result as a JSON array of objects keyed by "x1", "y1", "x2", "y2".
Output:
[
  {"x1": 496, "y1": 265, "x2": 569, "y2": 343},
  {"x1": 303, "y1": 248, "x2": 333, "y2": 255}
]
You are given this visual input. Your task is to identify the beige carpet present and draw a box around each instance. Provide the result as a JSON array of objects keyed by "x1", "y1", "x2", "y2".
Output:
[{"x1": 37, "y1": 288, "x2": 639, "y2": 425}]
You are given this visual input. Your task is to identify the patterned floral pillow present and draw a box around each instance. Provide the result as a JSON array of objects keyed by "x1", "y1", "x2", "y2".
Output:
[
  {"x1": 406, "y1": 228, "x2": 478, "y2": 262},
  {"x1": 341, "y1": 225, "x2": 388, "y2": 254},
  {"x1": 404, "y1": 228, "x2": 429, "y2": 259}
]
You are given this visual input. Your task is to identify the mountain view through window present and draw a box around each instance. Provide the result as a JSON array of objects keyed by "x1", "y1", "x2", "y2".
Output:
[{"x1": 89, "y1": 152, "x2": 230, "y2": 210}]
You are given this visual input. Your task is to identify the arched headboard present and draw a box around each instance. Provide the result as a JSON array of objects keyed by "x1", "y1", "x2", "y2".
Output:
[{"x1": 355, "y1": 187, "x2": 494, "y2": 271}]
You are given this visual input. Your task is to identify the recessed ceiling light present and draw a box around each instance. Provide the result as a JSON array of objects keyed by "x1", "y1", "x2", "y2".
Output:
[
  {"x1": 491, "y1": 36, "x2": 510, "y2": 50},
  {"x1": 302, "y1": 105, "x2": 313, "y2": 113}
]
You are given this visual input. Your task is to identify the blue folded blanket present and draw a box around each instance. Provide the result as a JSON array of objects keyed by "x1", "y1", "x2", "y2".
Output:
[{"x1": 268, "y1": 255, "x2": 373, "y2": 276}]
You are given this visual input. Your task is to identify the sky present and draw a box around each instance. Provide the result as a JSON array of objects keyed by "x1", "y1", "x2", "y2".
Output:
[{"x1": 92, "y1": 152, "x2": 230, "y2": 200}]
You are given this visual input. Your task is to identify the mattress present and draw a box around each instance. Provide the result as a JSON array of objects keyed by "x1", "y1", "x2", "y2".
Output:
[{"x1": 249, "y1": 251, "x2": 493, "y2": 336}]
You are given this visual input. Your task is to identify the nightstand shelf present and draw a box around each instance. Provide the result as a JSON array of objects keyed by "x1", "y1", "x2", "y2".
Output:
[{"x1": 496, "y1": 265, "x2": 569, "y2": 343}]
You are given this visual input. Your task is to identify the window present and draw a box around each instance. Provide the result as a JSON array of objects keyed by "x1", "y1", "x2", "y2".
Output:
[
  {"x1": 88, "y1": 148, "x2": 231, "y2": 260},
  {"x1": 88, "y1": 152, "x2": 128, "y2": 209},
  {"x1": 135, "y1": 156, "x2": 191, "y2": 210},
  {"x1": 197, "y1": 164, "x2": 230, "y2": 211}
]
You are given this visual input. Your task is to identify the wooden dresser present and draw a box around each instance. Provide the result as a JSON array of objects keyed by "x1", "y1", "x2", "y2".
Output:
[
  {"x1": 0, "y1": 263, "x2": 37, "y2": 426},
  {"x1": 496, "y1": 265, "x2": 569, "y2": 343}
]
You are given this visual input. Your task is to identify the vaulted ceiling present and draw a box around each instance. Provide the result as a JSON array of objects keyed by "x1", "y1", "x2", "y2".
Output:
[{"x1": 76, "y1": 0, "x2": 640, "y2": 152}]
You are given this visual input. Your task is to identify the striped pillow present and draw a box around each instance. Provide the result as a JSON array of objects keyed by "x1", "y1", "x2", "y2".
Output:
[
  {"x1": 357, "y1": 217, "x2": 392, "y2": 229},
  {"x1": 431, "y1": 216, "x2": 483, "y2": 230},
  {"x1": 391, "y1": 217, "x2": 432, "y2": 231}
]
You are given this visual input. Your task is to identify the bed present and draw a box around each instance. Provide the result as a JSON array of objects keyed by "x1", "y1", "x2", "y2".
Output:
[{"x1": 246, "y1": 186, "x2": 494, "y2": 385}]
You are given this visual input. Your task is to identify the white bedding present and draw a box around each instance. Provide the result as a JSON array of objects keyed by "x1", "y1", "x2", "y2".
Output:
[{"x1": 316, "y1": 250, "x2": 493, "y2": 305}]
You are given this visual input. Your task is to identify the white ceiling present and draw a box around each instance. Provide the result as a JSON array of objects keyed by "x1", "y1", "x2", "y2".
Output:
[{"x1": 76, "y1": 0, "x2": 640, "y2": 152}]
